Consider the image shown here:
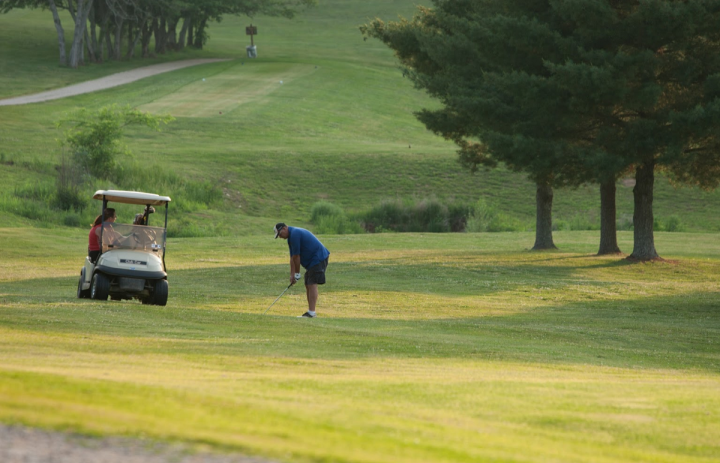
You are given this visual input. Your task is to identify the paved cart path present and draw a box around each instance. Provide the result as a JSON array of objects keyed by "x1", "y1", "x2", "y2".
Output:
[
  {"x1": 0, "y1": 424, "x2": 276, "y2": 463},
  {"x1": 0, "y1": 59, "x2": 230, "y2": 106}
]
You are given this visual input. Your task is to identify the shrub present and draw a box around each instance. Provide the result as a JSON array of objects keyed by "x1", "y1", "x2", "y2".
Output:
[
  {"x1": 466, "y1": 198, "x2": 496, "y2": 232},
  {"x1": 59, "y1": 105, "x2": 174, "y2": 180},
  {"x1": 310, "y1": 201, "x2": 345, "y2": 223},
  {"x1": 617, "y1": 214, "x2": 634, "y2": 231},
  {"x1": 664, "y1": 215, "x2": 685, "y2": 232},
  {"x1": 361, "y1": 196, "x2": 473, "y2": 233},
  {"x1": 309, "y1": 201, "x2": 363, "y2": 235},
  {"x1": 466, "y1": 198, "x2": 528, "y2": 232},
  {"x1": 63, "y1": 214, "x2": 82, "y2": 227},
  {"x1": 315, "y1": 214, "x2": 364, "y2": 234}
]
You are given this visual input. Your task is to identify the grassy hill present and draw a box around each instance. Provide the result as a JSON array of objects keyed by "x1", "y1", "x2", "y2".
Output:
[{"x1": 2, "y1": 0, "x2": 720, "y2": 238}]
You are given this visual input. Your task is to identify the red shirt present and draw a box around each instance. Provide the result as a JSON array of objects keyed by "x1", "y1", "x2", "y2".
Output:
[{"x1": 88, "y1": 224, "x2": 101, "y2": 251}]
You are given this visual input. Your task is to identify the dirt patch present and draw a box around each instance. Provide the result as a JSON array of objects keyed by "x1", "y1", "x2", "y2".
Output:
[{"x1": 0, "y1": 424, "x2": 275, "y2": 463}]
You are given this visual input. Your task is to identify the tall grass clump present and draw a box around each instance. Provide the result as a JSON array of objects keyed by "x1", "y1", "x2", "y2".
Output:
[
  {"x1": 310, "y1": 201, "x2": 363, "y2": 235},
  {"x1": 654, "y1": 215, "x2": 685, "y2": 232},
  {"x1": 361, "y1": 197, "x2": 471, "y2": 233},
  {"x1": 114, "y1": 161, "x2": 223, "y2": 213},
  {"x1": 465, "y1": 198, "x2": 528, "y2": 232}
]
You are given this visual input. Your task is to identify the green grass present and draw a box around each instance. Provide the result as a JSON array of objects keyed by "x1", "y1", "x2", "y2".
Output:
[
  {"x1": 0, "y1": 227, "x2": 719, "y2": 462},
  {"x1": 1, "y1": 5, "x2": 720, "y2": 460}
]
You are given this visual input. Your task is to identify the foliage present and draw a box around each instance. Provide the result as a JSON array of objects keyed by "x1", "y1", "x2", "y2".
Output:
[
  {"x1": 1, "y1": 157, "x2": 222, "y2": 230},
  {"x1": 1, "y1": 0, "x2": 317, "y2": 65},
  {"x1": 54, "y1": 149, "x2": 87, "y2": 212},
  {"x1": 58, "y1": 105, "x2": 173, "y2": 179},
  {"x1": 655, "y1": 215, "x2": 686, "y2": 233},
  {"x1": 361, "y1": 0, "x2": 720, "y2": 258},
  {"x1": 310, "y1": 200, "x2": 345, "y2": 223},
  {"x1": 361, "y1": 196, "x2": 470, "y2": 233},
  {"x1": 466, "y1": 198, "x2": 529, "y2": 233},
  {"x1": 361, "y1": 0, "x2": 720, "y2": 187},
  {"x1": 309, "y1": 200, "x2": 363, "y2": 235}
]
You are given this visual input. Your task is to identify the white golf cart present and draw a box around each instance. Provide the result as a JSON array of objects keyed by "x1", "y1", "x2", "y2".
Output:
[{"x1": 77, "y1": 190, "x2": 171, "y2": 305}]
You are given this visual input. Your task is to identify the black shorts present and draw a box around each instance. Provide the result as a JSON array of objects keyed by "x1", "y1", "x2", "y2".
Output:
[{"x1": 304, "y1": 258, "x2": 328, "y2": 285}]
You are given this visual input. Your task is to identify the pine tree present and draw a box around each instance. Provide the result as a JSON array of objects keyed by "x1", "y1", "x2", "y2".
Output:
[{"x1": 362, "y1": 0, "x2": 720, "y2": 260}]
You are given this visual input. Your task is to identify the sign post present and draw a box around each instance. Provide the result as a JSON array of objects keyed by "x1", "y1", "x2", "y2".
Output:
[{"x1": 246, "y1": 24, "x2": 257, "y2": 58}]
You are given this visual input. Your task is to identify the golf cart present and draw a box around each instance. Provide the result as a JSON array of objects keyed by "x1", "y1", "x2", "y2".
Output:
[{"x1": 77, "y1": 190, "x2": 171, "y2": 305}]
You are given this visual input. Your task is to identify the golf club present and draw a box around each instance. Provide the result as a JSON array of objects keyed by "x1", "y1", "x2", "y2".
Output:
[{"x1": 262, "y1": 282, "x2": 293, "y2": 315}]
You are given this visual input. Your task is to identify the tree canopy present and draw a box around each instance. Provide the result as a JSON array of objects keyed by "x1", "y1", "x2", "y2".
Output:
[
  {"x1": 2, "y1": 0, "x2": 316, "y2": 67},
  {"x1": 362, "y1": 0, "x2": 720, "y2": 260}
]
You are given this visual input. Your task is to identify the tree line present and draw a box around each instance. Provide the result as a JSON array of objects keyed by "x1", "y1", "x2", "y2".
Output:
[
  {"x1": 362, "y1": 0, "x2": 720, "y2": 260},
  {"x1": 1, "y1": 0, "x2": 315, "y2": 68}
]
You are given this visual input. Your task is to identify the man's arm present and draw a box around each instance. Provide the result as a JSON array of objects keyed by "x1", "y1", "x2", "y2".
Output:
[{"x1": 290, "y1": 254, "x2": 302, "y2": 284}]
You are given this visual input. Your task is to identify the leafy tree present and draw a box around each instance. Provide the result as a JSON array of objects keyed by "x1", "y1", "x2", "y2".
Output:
[
  {"x1": 363, "y1": 0, "x2": 720, "y2": 260},
  {"x1": 58, "y1": 105, "x2": 173, "y2": 179},
  {"x1": 2, "y1": 0, "x2": 316, "y2": 65}
]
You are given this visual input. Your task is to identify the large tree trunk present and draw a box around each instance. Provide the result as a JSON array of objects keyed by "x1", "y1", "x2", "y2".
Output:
[
  {"x1": 68, "y1": 0, "x2": 93, "y2": 68},
  {"x1": 126, "y1": 20, "x2": 141, "y2": 59},
  {"x1": 114, "y1": 17, "x2": 124, "y2": 60},
  {"x1": 141, "y1": 18, "x2": 155, "y2": 57},
  {"x1": 167, "y1": 17, "x2": 179, "y2": 51},
  {"x1": 83, "y1": 1, "x2": 95, "y2": 63},
  {"x1": 177, "y1": 17, "x2": 190, "y2": 50},
  {"x1": 532, "y1": 182, "x2": 557, "y2": 250},
  {"x1": 154, "y1": 17, "x2": 167, "y2": 54},
  {"x1": 598, "y1": 179, "x2": 621, "y2": 255},
  {"x1": 105, "y1": 26, "x2": 113, "y2": 59},
  {"x1": 89, "y1": 5, "x2": 100, "y2": 62},
  {"x1": 187, "y1": 18, "x2": 194, "y2": 47},
  {"x1": 47, "y1": 0, "x2": 67, "y2": 66},
  {"x1": 629, "y1": 160, "x2": 659, "y2": 260},
  {"x1": 193, "y1": 18, "x2": 207, "y2": 49}
]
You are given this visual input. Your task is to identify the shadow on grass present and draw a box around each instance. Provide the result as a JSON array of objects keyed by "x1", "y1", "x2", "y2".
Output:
[{"x1": 1, "y1": 265, "x2": 718, "y2": 374}]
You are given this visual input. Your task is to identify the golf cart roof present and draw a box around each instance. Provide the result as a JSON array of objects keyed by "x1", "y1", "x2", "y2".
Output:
[{"x1": 93, "y1": 190, "x2": 171, "y2": 206}]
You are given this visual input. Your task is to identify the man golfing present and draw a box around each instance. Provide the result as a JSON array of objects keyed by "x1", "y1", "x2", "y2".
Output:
[{"x1": 274, "y1": 222, "x2": 330, "y2": 318}]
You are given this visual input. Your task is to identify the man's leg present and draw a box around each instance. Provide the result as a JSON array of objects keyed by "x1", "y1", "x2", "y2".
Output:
[{"x1": 306, "y1": 284, "x2": 318, "y2": 312}]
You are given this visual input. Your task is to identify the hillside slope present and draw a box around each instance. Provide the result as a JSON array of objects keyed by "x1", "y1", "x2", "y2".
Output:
[{"x1": 1, "y1": 1, "x2": 720, "y2": 235}]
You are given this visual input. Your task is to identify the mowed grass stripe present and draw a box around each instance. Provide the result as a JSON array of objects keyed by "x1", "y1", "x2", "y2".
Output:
[
  {"x1": 140, "y1": 62, "x2": 318, "y2": 117},
  {"x1": 0, "y1": 358, "x2": 718, "y2": 462}
]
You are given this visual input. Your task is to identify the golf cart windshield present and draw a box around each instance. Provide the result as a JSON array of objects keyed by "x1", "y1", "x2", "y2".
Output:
[{"x1": 101, "y1": 223, "x2": 166, "y2": 254}]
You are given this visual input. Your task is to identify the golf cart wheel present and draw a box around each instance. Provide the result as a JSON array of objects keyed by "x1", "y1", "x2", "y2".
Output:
[
  {"x1": 153, "y1": 279, "x2": 169, "y2": 306},
  {"x1": 91, "y1": 273, "x2": 110, "y2": 300},
  {"x1": 76, "y1": 274, "x2": 90, "y2": 299}
]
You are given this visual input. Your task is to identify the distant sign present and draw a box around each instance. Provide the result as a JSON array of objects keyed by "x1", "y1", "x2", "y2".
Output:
[{"x1": 246, "y1": 26, "x2": 257, "y2": 35}]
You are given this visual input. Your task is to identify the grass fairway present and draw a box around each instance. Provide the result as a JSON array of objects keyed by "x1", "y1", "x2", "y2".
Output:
[
  {"x1": 1, "y1": 228, "x2": 719, "y2": 462},
  {"x1": 1, "y1": 1, "x2": 720, "y2": 460}
]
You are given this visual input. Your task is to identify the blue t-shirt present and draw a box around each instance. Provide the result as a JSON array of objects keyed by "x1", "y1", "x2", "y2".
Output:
[{"x1": 287, "y1": 226, "x2": 330, "y2": 269}]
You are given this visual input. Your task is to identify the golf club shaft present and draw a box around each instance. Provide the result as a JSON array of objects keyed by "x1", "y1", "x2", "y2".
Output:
[{"x1": 263, "y1": 283, "x2": 293, "y2": 314}]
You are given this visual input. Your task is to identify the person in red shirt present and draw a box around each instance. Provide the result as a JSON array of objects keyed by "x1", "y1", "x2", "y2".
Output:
[{"x1": 88, "y1": 208, "x2": 117, "y2": 263}]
